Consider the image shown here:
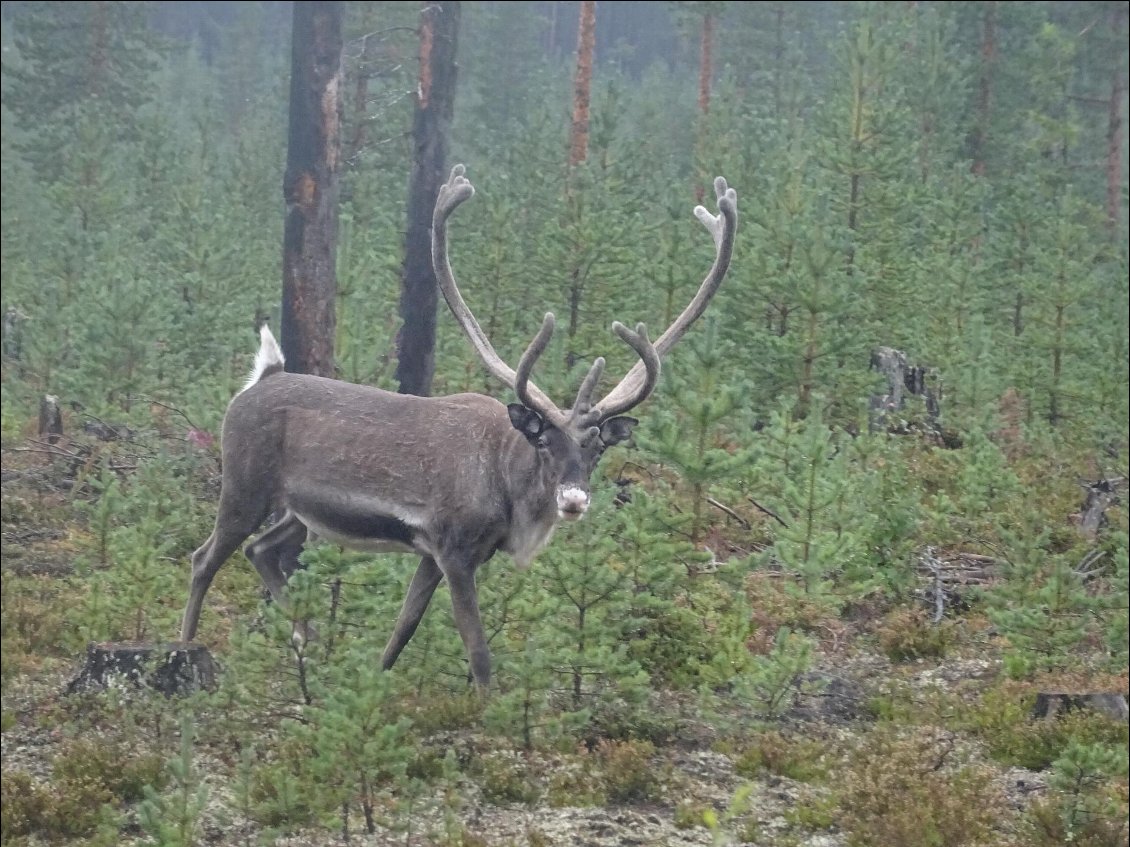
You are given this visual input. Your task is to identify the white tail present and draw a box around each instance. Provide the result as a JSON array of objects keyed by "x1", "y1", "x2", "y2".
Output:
[{"x1": 241, "y1": 324, "x2": 285, "y2": 394}]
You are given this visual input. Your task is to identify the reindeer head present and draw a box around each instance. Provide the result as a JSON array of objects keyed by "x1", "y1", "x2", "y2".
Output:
[{"x1": 432, "y1": 164, "x2": 738, "y2": 522}]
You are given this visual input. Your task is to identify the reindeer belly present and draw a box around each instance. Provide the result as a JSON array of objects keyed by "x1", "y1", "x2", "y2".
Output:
[{"x1": 287, "y1": 490, "x2": 427, "y2": 555}]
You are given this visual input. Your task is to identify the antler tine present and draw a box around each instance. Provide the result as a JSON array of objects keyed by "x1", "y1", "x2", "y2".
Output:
[
  {"x1": 588, "y1": 177, "x2": 738, "y2": 421},
  {"x1": 515, "y1": 314, "x2": 570, "y2": 429},
  {"x1": 581, "y1": 322, "x2": 659, "y2": 424},
  {"x1": 431, "y1": 165, "x2": 561, "y2": 417},
  {"x1": 570, "y1": 356, "x2": 606, "y2": 421}
]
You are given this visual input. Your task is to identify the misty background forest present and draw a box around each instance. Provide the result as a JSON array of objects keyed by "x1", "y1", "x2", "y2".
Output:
[{"x1": 1, "y1": 2, "x2": 1128, "y2": 846}]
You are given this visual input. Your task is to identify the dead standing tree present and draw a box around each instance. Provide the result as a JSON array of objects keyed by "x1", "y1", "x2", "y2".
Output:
[
  {"x1": 396, "y1": 1, "x2": 460, "y2": 397},
  {"x1": 693, "y1": 1, "x2": 720, "y2": 203},
  {"x1": 281, "y1": 2, "x2": 343, "y2": 378},
  {"x1": 568, "y1": 0, "x2": 596, "y2": 168}
]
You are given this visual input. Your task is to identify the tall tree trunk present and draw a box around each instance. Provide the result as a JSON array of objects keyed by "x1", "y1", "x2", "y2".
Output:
[
  {"x1": 564, "y1": 0, "x2": 596, "y2": 365},
  {"x1": 971, "y1": 2, "x2": 995, "y2": 177},
  {"x1": 281, "y1": 2, "x2": 343, "y2": 379},
  {"x1": 396, "y1": 1, "x2": 460, "y2": 397},
  {"x1": 568, "y1": 0, "x2": 596, "y2": 168},
  {"x1": 1106, "y1": 5, "x2": 1127, "y2": 232},
  {"x1": 88, "y1": 1, "x2": 109, "y2": 96},
  {"x1": 345, "y1": 30, "x2": 378, "y2": 166},
  {"x1": 773, "y1": 4, "x2": 785, "y2": 121},
  {"x1": 697, "y1": 11, "x2": 714, "y2": 116},
  {"x1": 694, "y1": 10, "x2": 715, "y2": 203}
]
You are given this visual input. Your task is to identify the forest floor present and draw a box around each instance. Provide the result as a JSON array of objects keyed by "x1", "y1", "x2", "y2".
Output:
[
  {"x1": 2, "y1": 639, "x2": 1046, "y2": 847},
  {"x1": 1, "y1": 441, "x2": 1126, "y2": 847}
]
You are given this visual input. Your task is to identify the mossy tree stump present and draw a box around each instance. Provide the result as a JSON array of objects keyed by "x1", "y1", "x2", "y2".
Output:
[{"x1": 67, "y1": 642, "x2": 215, "y2": 696}]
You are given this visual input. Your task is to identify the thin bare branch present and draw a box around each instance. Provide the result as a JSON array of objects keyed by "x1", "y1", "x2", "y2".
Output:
[
  {"x1": 706, "y1": 496, "x2": 750, "y2": 529},
  {"x1": 748, "y1": 496, "x2": 788, "y2": 528}
]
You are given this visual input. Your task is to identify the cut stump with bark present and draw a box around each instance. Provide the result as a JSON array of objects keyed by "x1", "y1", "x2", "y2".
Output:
[
  {"x1": 67, "y1": 642, "x2": 216, "y2": 697},
  {"x1": 1032, "y1": 692, "x2": 1128, "y2": 723}
]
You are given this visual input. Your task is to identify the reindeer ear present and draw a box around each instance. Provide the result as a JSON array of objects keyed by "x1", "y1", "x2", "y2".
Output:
[
  {"x1": 599, "y1": 416, "x2": 638, "y2": 447},
  {"x1": 508, "y1": 404, "x2": 545, "y2": 442}
]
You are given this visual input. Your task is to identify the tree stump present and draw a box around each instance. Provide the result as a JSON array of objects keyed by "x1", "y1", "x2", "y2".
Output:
[
  {"x1": 1076, "y1": 478, "x2": 1124, "y2": 540},
  {"x1": 868, "y1": 346, "x2": 942, "y2": 435},
  {"x1": 2, "y1": 306, "x2": 28, "y2": 361},
  {"x1": 38, "y1": 394, "x2": 63, "y2": 444},
  {"x1": 1032, "y1": 692, "x2": 1128, "y2": 722},
  {"x1": 67, "y1": 642, "x2": 216, "y2": 697}
]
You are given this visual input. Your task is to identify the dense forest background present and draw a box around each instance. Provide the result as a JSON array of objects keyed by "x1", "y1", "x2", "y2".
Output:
[{"x1": 1, "y1": 2, "x2": 1128, "y2": 846}]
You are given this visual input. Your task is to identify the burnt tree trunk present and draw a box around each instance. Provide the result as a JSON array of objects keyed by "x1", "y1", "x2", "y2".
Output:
[
  {"x1": 868, "y1": 346, "x2": 942, "y2": 433},
  {"x1": 1077, "y1": 478, "x2": 1124, "y2": 540},
  {"x1": 345, "y1": 22, "x2": 378, "y2": 165},
  {"x1": 568, "y1": 0, "x2": 596, "y2": 168},
  {"x1": 396, "y1": 1, "x2": 460, "y2": 397},
  {"x1": 281, "y1": 2, "x2": 343, "y2": 379}
]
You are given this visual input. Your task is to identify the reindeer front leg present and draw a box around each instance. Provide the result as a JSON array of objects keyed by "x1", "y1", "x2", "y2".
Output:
[{"x1": 442, "y1": 558, "x2": 491, "y2": 689}]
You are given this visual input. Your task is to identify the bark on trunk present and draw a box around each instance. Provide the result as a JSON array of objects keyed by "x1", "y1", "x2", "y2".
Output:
[
  {"x1": 568, "y1": 0, "x2": 596, "y2": 168},
  {"x1": 281, "y1": 2, "x2": 343, "y2": 379},
  {"x1": 397, "y1": 1, "x2": 460, "y2": 397}
]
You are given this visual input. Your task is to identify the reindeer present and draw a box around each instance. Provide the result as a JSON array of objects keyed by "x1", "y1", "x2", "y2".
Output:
[{"x1": 180, "y1": 166, "x2": 738, "y2": 688}]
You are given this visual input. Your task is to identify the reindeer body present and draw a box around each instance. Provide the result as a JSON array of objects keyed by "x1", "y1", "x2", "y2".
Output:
[
  {"x1": 221, "y1": 373, "x2": 559, "y2": 567},
  {"x1": 180, "y1": 165, "x2": 738, "y2": 688}
]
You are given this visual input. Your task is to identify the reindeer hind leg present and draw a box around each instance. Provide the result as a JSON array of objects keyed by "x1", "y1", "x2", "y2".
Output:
[
  {"x1": 245, "y1": 512, "x2": 318, "y2": 645},
  {"x1": 245, "y1": 511, "x2": 308, "y2": 602},
  {"x1": 181, "y1": 523, "x2": 261, "y2": 642},
  {"x1": 381, "y1": 555, "x2": 443, "y2": 671}
]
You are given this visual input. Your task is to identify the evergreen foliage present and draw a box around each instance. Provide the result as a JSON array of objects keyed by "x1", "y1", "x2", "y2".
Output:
[{"x1": 0, "y1": 2, "x2": 1126, "y2": 844}]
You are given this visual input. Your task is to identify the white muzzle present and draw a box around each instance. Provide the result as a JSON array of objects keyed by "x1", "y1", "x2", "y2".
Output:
[{"x1": 556, "y1": 486, "x2": 590, "y2": 521}]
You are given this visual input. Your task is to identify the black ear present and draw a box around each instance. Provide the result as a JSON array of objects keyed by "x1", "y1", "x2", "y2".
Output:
[
  {"x1": 599, "y1": 416, "x2": 638, "y2": 447},
  {"x1": 508, "y1": 404, "x2": 546, "y2": 442}
]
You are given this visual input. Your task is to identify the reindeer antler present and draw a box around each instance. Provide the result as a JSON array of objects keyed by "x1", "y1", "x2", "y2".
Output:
[
  {"x1": 433, "y1": 166, "x2": 570, "y2": 429},
  {"x1": 433, "y1": 166, "x2": 738, "y2": 435},
  {"x1": 586, "y1": 176, "x2": 738, "y2": 423}
]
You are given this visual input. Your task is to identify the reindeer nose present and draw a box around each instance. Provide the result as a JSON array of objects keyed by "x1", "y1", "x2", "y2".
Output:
[{"x1": 557, "y1": 486, "x2": 590, "y2": 520}]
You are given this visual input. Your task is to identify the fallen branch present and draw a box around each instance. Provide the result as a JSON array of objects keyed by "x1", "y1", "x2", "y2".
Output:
[
  {"x1": 747, "y1": 496, "x2": 788, "y2": 528},
  {"x1": 706, "y1": 496, "x2": 750, "y2": 529}
]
